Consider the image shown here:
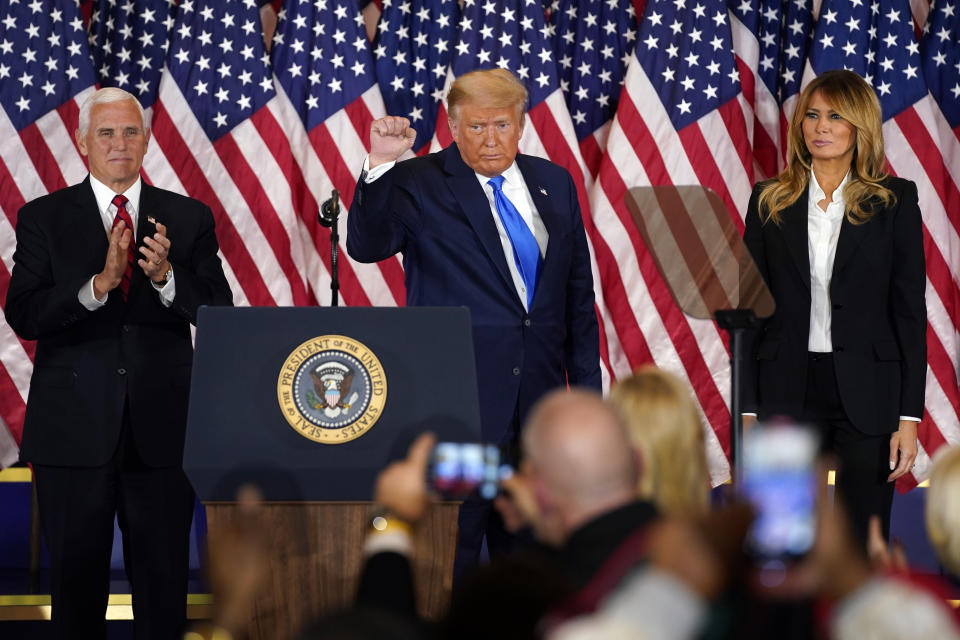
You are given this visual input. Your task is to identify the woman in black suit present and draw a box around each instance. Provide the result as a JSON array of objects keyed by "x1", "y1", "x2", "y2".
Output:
[{"x1": 742, "y1": 69, "x2": 926, "y2": 545}]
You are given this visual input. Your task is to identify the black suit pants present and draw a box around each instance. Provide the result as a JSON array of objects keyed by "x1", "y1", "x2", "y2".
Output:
[
  {"x1": 801, "y1": 353, "x2": 895, "y2": 548},
  {"x1": 33, "y1": 405, "x2": 194, "y2": 640},
  {"x1": 452, "y1": 407, "x2": 527, "y2": 584}
]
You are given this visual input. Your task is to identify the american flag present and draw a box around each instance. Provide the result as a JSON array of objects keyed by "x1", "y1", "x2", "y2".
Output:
[
  {"x1": 587, "y1": 0, "x2": 755, "y2": 483},
  {"x1": 806, "y1": 0, "x2": 960, "y2": 488},
  {"x1": 728, "y1": 0, "x2": 813, "y2": 176},
  {"x1": 547, "y1": 0, "x2": 639, "y2": 175},
  {"x1": 271, "y1": 0, "x2": 403, "y2": 306},
  {"x1": 922, "y1": 0, "x2": 960, "y2": 125},
  {"x1": 87, "y1": 0, "x2": 175, "y2": 109},
  {"x1": 156, "y1": 0, "x2": 322, "y2": 307},
  {"x1": 372, "y1": 0, "x2": 456, "y2": 155},
  {"x1": 0, "y1": 0, "x2": 96, "y2": 466},
  {"x1": 1, "y1": 0, "x2": 958, "y2": 481}
]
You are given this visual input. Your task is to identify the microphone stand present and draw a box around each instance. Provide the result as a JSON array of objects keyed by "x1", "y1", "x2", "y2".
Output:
[{"x1": 318, "y1": 189, "x2": 341, "y2": 307}]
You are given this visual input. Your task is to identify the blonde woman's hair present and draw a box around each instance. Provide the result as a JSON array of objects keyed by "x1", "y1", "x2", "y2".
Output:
[
  {"x1": 925, "y1": 445, "x2": 960, "y2": 576},
  {"x1": 447, "y1": 68, "x2": 528, "y2": 122},
  {"x1": 757, "y1": 69, "x2": 894, "y2": 226},
  {"x1": 609, "y1": 366, "x2": 710, "y2": 516}
]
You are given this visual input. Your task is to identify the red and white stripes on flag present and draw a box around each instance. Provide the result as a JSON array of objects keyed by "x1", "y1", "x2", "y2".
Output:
[
  {"x1": 586, "y1": 0, "x2": 755, "y2": 484},
  {"x1": 590, "y1": 65, "x2": 749, "y2": 484},
  {"x1": 727, "y1": 1, "x2": 813, "y2": 178},
  {"x1": 879, "y1": 95, "x2": 960, "y2": 488},
  {"x1": 269, "y1": 0, "x2": 405, "y2": 307}
]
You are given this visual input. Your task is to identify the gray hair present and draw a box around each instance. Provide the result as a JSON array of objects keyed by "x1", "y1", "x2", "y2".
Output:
[{"x1": 77, "y1": 88, "x2": 148, "y2": 136}]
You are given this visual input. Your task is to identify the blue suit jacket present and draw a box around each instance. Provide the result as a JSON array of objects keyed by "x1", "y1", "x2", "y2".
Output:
[{"x1": 347, "y1": 143, "x2": 601, "y2": 444}]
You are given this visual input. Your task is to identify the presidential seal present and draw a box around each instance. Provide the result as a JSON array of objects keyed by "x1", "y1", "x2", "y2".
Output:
[{"x1": 277, "y1": 335, "x2": 387, "y2": 444}]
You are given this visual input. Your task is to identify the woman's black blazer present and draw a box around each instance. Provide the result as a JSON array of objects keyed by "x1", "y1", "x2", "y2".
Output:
[{"x1": 741, "y1": 176, "x2": 926, "y2": 435}]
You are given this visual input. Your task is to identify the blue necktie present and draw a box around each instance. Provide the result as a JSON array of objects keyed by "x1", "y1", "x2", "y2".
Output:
[{"x1": 487, "y1": 175, "x2": 542, "y2": 308}]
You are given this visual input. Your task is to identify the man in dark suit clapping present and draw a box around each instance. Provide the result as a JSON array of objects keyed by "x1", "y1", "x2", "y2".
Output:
[{"x1": 5, "y1": 87, "x2": 233, "y2": 639}]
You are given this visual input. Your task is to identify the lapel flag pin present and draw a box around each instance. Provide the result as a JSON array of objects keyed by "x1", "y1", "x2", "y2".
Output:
[{"x1": 539, "y1": 187, "x2": 548, "y2": 196}]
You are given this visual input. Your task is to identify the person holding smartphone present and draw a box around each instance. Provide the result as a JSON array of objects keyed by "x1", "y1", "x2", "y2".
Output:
[{"x1": 742, "y1": 69, "x2": 926, "y2": 547}]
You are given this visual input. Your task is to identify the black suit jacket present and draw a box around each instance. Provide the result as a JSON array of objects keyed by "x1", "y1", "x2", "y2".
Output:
[
  {"x1": 5, "y1": 177, "x2": 233, "y2": 467},
  {"x1": 347, "y1": 144, "x2": 601, "y2": 444},
  {"x1": 742, "y1": 176, "x2": 926, "y2": 435}
]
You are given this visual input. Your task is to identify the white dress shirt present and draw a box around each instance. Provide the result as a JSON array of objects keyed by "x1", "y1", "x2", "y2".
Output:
[
  {"x1": 363, "y1": 157, "x2": 549, "y2": 311},
  {"x1": 807, "y1": 170, "x2": 848, "y2": 353},
  {"x1": 79, "y1": 175, "x2": 174, "y2": 309}
]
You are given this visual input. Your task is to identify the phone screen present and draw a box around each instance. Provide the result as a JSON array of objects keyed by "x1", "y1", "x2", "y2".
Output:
[
  {"x1": 742, "y1": 424, "x2": 819, "y2": 561},
  {"x1": 429, "y1": 442, "x2": 506, "y2": 500}
]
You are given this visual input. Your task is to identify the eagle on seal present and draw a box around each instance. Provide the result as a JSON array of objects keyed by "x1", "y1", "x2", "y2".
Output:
[{"x1": 309, "y1": 362, "x2": 354, "y2": 418}]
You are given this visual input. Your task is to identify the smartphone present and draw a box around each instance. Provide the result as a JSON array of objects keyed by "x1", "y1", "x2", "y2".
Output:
[
  {"x1": 428, "y1": 442, "x2": 511, "y2": 500},
  {"x1": 139, "y1": 215, "x2": 159, "y2": 252},
  {"x1": 741, "y1": 423, "x2": 819, "y2": 562}
]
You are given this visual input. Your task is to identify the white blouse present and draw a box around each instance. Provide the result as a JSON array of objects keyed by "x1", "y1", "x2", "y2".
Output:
[{"x1": 807, "y1": 170, "x2": 849, "y2": 352}]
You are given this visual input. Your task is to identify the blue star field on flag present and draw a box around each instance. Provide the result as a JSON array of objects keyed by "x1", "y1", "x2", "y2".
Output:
[
  {"x1": 548, "y1": 0, "x2": 639, "y2": 141},
  {"x1": 634, "y1": 0, "x2": 742, "y2": 131},
  {"x1": 0, "y1": 0, "x2": 95, "y2": 131},
  {"x1": 373, "y1": 0, "x2": 456, "y2": 150},
  {"x1": 272, "y1": 0, "x2": 376, "y2": 130},
  {"x1": 922, "y1": 0, "x2": 960, "y2": 128},
  {"x1": 727, "y1": 0, "x2": 812, "y2": 106},
  {"x1": 88, "y1": 0, "x2": 176, "y2": 109},
  {"x1": 166, "y1": 0, "x2": 274, "y2": 140},
  {"x1": 451, "y1": 0, "x2": 560, "y2": 108},
  {"x1": 808, "y1": 0, "x2": 926, "y2": 121}
]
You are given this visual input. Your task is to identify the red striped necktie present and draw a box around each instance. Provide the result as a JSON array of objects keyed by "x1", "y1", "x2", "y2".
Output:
[{"x1": 111, "y1": 194, "x2": 135, "y2": 300}]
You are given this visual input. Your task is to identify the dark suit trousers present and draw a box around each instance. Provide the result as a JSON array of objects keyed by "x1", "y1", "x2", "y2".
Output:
[
  {"x1": 453, "y1": 410, "x2": 527, "y2": 584},
  {"x1": 33, "y1": 406, "x2": 194, "y2": 640},
  {"x1": 801, "y1": 353, "x2": 895, "y2": 548}
]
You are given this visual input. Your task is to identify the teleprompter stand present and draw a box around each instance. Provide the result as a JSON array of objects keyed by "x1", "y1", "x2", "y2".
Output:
[{"x1": 624, "y1": 186, "x2": 774, "y2": 481}]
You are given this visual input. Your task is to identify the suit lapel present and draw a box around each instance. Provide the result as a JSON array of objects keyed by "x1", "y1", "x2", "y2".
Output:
[
  {"x1": 517, "y1": 155, "x2": 559, "y2": 245},
  {"x1": 137, "y1": 182, "x2": 169, "y2": 249},
  {"x1": 832, "y1": 212, "x2": 872, "y2": 278},
  {"x1": 127, "y1": 184, "x2": 160, "y2": 297},
  {"x1": 444, "y1": 144, "x2": 517, "y2": 295},
  {"x1": 516, "y1": 155, "x2": 560, "y2": 308},
  {"x1": 74, "y1": 177, "x2": 110, "y2": 261},
  {"x1": 780, "y1": 193, "x2": 810, "y2": 291},
  {"x1": 137, "y1": 183, "x2": 154, "y2": 247}
]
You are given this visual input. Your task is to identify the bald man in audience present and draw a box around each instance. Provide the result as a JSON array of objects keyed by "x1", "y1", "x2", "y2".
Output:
[
  {"x1": 503, "y1": 389, "x2": 658, "y2": 589},
  {"x1": 356, "y1": 389, "x2": 660, "y2": 638}
]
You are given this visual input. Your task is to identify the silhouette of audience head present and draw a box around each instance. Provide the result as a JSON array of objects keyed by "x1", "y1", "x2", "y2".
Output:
[{"x1": 521, "y1": 388, "x2": 640, "y2": 542}]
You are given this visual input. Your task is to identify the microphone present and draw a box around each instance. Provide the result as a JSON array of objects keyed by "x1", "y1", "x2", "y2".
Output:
[
  {"x1": 319, "y1": 189, "x2": 342, "y2": 306},
  {"x1": 319, "y1": 189, "x2": 340, "y2": 228}
]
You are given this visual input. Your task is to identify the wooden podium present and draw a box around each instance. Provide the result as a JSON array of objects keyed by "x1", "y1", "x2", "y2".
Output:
[
  {"x1": 205, "y1": 502, "x2": 458, "y2": 640},
  {"x1": 185, "y1": 307, "x2": 481, "y2": 640}
]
